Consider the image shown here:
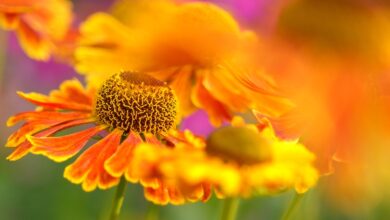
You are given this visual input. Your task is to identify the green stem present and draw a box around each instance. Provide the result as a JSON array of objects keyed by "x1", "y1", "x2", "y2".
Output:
[
  {"x1": 220, "y1": 197, "x2": 240, "y2": 220},
  {"x1": 109, "y1": 177, "x2": 128, "y2": 220},
  {"x1": 281, "y1": 193, "x2": 304, "y2": 220}
]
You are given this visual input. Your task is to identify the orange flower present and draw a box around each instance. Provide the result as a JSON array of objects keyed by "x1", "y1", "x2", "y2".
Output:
[
  {"x1": 0, "y1": 0, "x2": 73, "y2": 60},
  {"x1": 75, "y1": 0, "x2": 293, "y2": 125},
  {"x1": 130, "y1": 117, "x2": 318, "y2": 198},
  {"x1": 5, "y1": 71, "x2": 210, "y2": 204},
  {"x1": 260, "y1": 1, "x2": 390, "y2": 175}
]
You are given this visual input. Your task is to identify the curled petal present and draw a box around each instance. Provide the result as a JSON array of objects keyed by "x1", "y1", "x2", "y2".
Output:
[
  {"x1": 7, "y1": 111, "x2": 90, "y2": 127},
  {"x1": 7, "y1": 118, "x2": 93, "y2": 161},
  {"x1": 28, "y1": 125, "x2": 106, "y2": 162},
  {"x1": 6, "y1": 111, "x2": 91, "y2": 147},
  {"x1": 7, "y1": 140, "x2": 34, "y2": 162},
  {"x1": 192, "y1": 75, "x2": 231, "y2": 126},
  {"x1": 64, "y1": 129, "x2": 123, "y2": 192},
  {"x1": 50, "y1": 79, "x2": 95, "y2": 108},
  {"x1": 17, "y1": 79, "x2": 94, "y2": 112},
  {"x1": 7, "y1": 119, "x2": 61, "y2": 147}
]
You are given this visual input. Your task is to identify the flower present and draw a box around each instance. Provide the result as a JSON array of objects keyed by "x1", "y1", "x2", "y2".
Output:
[
  {"x1": 5, "y1": 71, "x2": 211, "y2": 204},
  {"x1": 74, "y1": 0, "x2": 293, "y2": 125},
  {"x1": 254, "y1": 1, "x2": 390, "y2": 173},
  {"x1": 129, "y1": 117, "x2": 319, "y2": 198},
  {"x1": 0, "y1": 0, "x2": 73, "y2": 60}
]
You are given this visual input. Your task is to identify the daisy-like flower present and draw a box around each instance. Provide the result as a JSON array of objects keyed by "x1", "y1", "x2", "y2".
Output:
[
  {"x1": 5, "y1": 71, "x2": 211, "y2": 204},
  {"x1": 129, "y1": 117, "x2": 319, "y2": 198},
  {"x1": 75, "y1": 0, "x2": 293, "y2": 125},
  {"x1": 0, "y1": 0, "x2": 73, "y2": 60}
]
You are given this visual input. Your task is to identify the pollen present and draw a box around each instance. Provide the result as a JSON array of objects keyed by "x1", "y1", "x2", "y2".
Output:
[{"x1": 95, "y1": 71, "x2": 177, "y2": 134}]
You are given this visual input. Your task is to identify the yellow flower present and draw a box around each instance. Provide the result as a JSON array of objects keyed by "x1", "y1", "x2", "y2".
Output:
[
  {"x1": 75, "y1": 0, "x2": 293, "y2": 125},
  {"x1": 0, "y1": 0, "x2": 73, "y2": 60},
  {"x1": 5, "y1": 71, "x2": 210, "y2": 204},
  {"x1": 130, "y1": 117, "x2": 318, "y2": 198}
]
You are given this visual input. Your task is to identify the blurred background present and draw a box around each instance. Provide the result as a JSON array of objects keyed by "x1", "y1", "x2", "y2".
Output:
[{"x1": 2, "y1": 0, "x2": 390, "y2": 219}]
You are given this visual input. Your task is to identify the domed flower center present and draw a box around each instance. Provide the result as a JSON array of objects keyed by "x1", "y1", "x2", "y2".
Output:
[
  {"x1": 206, "y1": 126, "x2": 272, "y2": 165},
  {"x1": 95, "y1": 71, "x2": 177, "y2": 134}
]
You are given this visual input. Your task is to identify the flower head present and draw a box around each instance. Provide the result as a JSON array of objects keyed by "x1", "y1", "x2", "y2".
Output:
[
  {"x1": 75, "y1": 0, "x2": 293, "y2": 125},
  {"x1": 0, "y1": 0, "x2": 73, "y2": 60},
  {"x1": 6, "y1": 72, "x2": 210, "y2": 204},
  {"x1": 130, "y1": 117, "x2": 319, "y2": 198},
  {"x1": 95, "y1": 72, "x2": 177, "y2": 134}
]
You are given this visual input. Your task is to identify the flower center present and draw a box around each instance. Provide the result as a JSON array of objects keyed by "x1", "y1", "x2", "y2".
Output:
[
  {"x1": 95, "y1": 71, "x2": 177, "y2": 134},
  {"x1": 206, "y1": 126, "x2": 272, "y2": 165}
]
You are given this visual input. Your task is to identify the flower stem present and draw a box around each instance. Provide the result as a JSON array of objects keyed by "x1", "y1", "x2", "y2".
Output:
[
  {"x1": 109, "y1": 177, "x2": 128, "y2": 220},
  {"x1": 220, "y1": 197, "x2": 240, "y2": 220},
  {"x1": 281, "y1": 193, "x2": 304, "y2": 220}
]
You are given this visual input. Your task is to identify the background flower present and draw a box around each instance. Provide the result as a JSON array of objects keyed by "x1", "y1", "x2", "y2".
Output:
[
  {"x1": 0, "y1": 0, "x2": 73, "y2": 60},
  {"x1": 74, "y1": 0, "x2": 293, "y2": 125}
]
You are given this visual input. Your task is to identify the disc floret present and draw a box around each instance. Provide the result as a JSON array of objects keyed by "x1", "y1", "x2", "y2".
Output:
[{"x1": 95, "y1": 71, "x2": 177, "y2": 134}]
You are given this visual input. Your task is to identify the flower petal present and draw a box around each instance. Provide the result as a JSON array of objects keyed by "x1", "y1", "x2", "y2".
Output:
[
  {"x1": 6, "y1": 111, "x2": 91, "y2": 147},
  {"x1": 147, "y1": 185, "x2": 186, "y2": 205},
  {"x1": 28, "y1": 125, "x2": 106, "y2": 162},
  {"x1": 104, "y1": 132, "x2": 142, "y2": 178},
  {"x1": 17, "y1": 79, "x2": 94, "y2": 112},
  {"x1": 50, "y1": 79, "x2": 95, "y2": 108},
  {"x1": 16, "y1": 20, "x2": 52, "y2": 60},
  {"x1": 0, "y1": 0, "x2": 73, "y2": 60},
  {"x1": 64, "y1": 129, "x2": 123, "y2": 192},
  {"x1": 7, "y1": 118, "x2": 93, "y2": 161},
  {"x1": 6, "y1": 119, "x2": 62, "y2": 147},
  {"x1": 191, "y1": 75, "x2": 231, "y2": 126},
  {"x1": 7, "y1": 111, "x2": 90, "y2": 127}
]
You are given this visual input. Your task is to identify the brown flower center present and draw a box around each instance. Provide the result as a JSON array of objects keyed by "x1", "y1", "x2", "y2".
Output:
[{"x1": 95, "y1": 71, "x2": 177, "y2": 134}]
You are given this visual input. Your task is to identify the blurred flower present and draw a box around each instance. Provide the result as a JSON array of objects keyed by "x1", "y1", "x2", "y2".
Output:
[
  {"x1": 130, "y1": 117, "x2": 318, "y2": 198},
  {"x1": 250, "y1": 0, "x2": 390, "y2": 213},
  {"x1": 5, "y1": 72, "x2": 211, "y2": 204},
  {"x1": 0, "y1": 0, "x2": 73, "y2": 60},
  {"x1": 256, "y1": 0, "x2": 390, "y2": 174},
  {"x1": 74, "y1": 0, "x2": 293, "y2": 125}
]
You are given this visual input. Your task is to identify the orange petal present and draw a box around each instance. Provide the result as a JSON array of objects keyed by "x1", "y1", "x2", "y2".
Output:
[
  {"x1": 7, "y1": 118, "x2": 93, "y2": 161},
  {"x1": 144, "y1": 184, "x2": 188, "y2": 205},
  {"x1": 6, "y1": 140, "x2": 33, "y2": 161},
  {"x1": 144, "y1": 185, "x2": 170, "y2": 205},
  {"x1": 50, "y1": 79, "x2": 95, "y2": 109},
  {"x1": 203, "y1": 68, "x2": 250, "y2": 112},
  {"x1": 159, "y1": 66, "x2": 196, "y2": 117},
  {"x1": 167, "y1": 186, "x2": 186, "y2": 205},
  {"x1": 0, "y1": 13, "x2": 20, "y2": 29},
  {"x1": 16, "y1": 20, "x2": 52, "y2": 60},
  {"x1": 7, "y1": 110, "x2": 90, "y2": 127},
  {"x1": 28, "y1": 125, "x2": 106, "y2": 162},
  {"x1": 191, "y1": 76, "x2": 231, "y2": 126},
  {"x1": 1, "y1": 0, "x2": 73, "y2": 60},
  {"x1": 17, "y1": 85, "x2": 92, "y2": 112},
  {"x1": 105, "y1": 132, "x2": 142, "y2": 178},
  {"x1": 144, "y1": 133, "x2": 161, "y2": 145},
  {"x1": 64, "y1": 129, "x2": 123, "y2": 192},
  {"x1": 201, "y1": 184, "x2": 212, "y2": 202},
  {"x1": 6, "y1": 118, "x2": 74, "y2": 147}
]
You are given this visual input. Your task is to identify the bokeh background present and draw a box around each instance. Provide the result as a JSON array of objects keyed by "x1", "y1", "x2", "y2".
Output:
[{"x1": 2, "y1": 0, "x2": 390, "y2": 219}]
